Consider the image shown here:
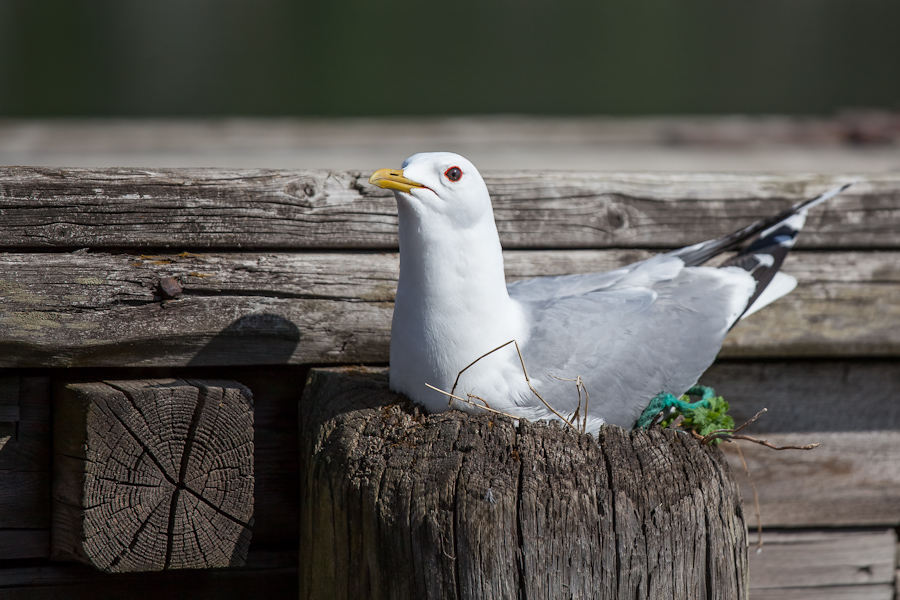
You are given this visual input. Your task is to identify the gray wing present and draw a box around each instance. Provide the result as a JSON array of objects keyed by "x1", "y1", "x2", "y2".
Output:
[
  {"x1": 510, "y1": 256, "x2": 753, "y2": 428},
  {"x1": 507, "y1": 254, "x2": 682, "y2": 300},
  {"x1": 506, "y1": 185, "x2": 851, "y2": 429},
  {"x1": 507, "y1": 267, "x2": 631, "y2": 300}
]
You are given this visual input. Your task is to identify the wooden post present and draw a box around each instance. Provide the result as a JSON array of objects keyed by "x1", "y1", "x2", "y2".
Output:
[
  {"x1": 299, "y1": 367, "x2": 748, "y2": 600},
  {"x1": 52, "y1": 379, "x2": 254, "y2": 572},
  {"x1": 0, "y1": 376, "x2": 52, "y2": 560}
]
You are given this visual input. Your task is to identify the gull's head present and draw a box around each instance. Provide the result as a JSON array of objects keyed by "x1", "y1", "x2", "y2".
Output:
[{"x1": 369, "y1": 152, "x2": 491, "y2": 227}]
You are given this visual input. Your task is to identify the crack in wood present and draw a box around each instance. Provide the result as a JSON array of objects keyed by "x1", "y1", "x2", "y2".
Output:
[
  {"x1": 104, "y1": 396, "x2": 179, "y2": 488},
  {"x1": 52, "y1": 379, "x2": 254, "y2": 572}
]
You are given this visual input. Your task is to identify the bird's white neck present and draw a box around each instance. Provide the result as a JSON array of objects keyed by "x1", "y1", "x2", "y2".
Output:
[
  {"x1": 397, "y1": 210, "x2": 510, "y2": 311},
  {"x1": 391, "y1": 204, "x2": 526, "y2": 409}
]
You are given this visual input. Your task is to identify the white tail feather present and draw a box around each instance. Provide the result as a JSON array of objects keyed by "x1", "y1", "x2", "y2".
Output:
[{"x1": 741, "y1": 272, "x2": 797, "y2": 319}]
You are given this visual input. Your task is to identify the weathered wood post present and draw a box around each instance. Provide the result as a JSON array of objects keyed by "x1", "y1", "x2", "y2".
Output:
[
  {"x1": 299, "y1": 367, "x2": 748, "y2": 600},
  {"x1": 52, "y1": 379, "x2": 254, "y2": 572}
]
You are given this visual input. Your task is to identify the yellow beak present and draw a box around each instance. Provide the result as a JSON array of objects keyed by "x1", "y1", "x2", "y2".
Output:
[{"x1": 368, "y1": 168, "x2": 425, "y2": 194}]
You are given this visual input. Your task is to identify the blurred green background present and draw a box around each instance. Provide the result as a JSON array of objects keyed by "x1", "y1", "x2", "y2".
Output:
[{"x1": 1, "y1": 0, "x2": 898, "y2": 117}]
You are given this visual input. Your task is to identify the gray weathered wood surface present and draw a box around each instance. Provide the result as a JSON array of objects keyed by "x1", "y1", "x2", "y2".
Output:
[
  {"x1": 299, "y1": 367, "x2": 748, "y2": 600},
  {"x1": 0, "y1": 167, "x2": 896, "y2": 250},
  {"x1": 704, "y1": 361, "x2": 900, "y2": 528},
  {"x1": 3, "y1": 362, "x2": 895, "y2": 593},
  {"x1": 52, "y1": 379, "x2": 254, "y2": 572},
  {"x1": 750, "y1": 586, "x2": 895, "y2": 600},
  {"x1": 721, "y1": 431, "x2": 900, "y2": 528},
  {"x1": 748, "y1": 529, "x2": 897, "y2": 590},
  {"x1": 0, "y1": 249, "x2": 896, "y2": 368},
  {"x1": 747, "y1": 529, "x2": 898, "y2": 599},
  {"x1": 4, "y1": 116, "x2": 900, "y2": 172},
  {"x1": 0, "y1": 367, "x2": 301, "y2": 564}
]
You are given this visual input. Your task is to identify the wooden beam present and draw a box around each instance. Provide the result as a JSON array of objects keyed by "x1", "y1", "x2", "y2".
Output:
[
  {"x1": 701, "y1": 361, "x2": 900, "y2": 434},
  {"x1": 0, "y1": 530, "x2": 49, "y2": 560},
  {"x1": 721, "y1": 431, "x2": 900, "y2": 528},
  {"x1": 52, "y1": 379, "x2": 254, "y2": 572},
  {"x1": 706, "y1": 360, "x2": 900, "y2": 527},
  {"x1": 0, "y1": 249, "x2": 896, "y2": 368},
  {"x1": 0, "y1": 549, "x2": 296, "y2": 599},
  {"x1": 0, "y1": 378, "x2": 51, "y2": 472},
  {"x1": 0, "y1": 377, "x2": 51, "y2": 545},
  {"x1": 4, "y1": 116, "x2": 900, "y2": 173},
  {"x1": 1, "y1": 360, "x2": 895, "y2": 561},
  {"x1": 0, "y1": 472, "x2": 50, "y2": 529},
  {"x1": 749, "y1": 586, "x2": 895, "y2": 600},
  {"x1": 0, "y1": 167, "x2": 895, "y2": 250},
  {"x1": 748, "y1": 529, "x2": 897, "y2": 590}
]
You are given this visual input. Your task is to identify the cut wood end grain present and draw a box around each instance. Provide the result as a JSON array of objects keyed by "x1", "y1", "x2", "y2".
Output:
[{"x1": 51, "y1": 379, "x2": 254, "y2": 573}]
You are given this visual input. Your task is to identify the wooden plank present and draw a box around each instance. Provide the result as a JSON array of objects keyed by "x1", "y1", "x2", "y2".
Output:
[
  {"x1": 705, "y1": 360, "x2": 900, "y2": 529},
  {"x1": 0, "y1": 549, "x2": 296, "y2": 600},
  {"x1": 0, "y1": 167, "x2": 896, "y2": 250},
  {"x1": 52, "y1": 380, "x2": 254, "y2": 572},
  {"x1": 0, "y1": 471, "x2": 50, "y2": 528},
  {"x1": 0, "y1": 378, "x2": 52, "y2": 537},
  {"x1": 701, "y1": 361, "x2": 900, "y2": 434},
  {"x1": 4, "y1": 116, "x2": 900, "y2": 173},
  {"x1": 228, "y1": 367, "x2": 301, "y2": 545},
  {"x1": 0, "y1": 530, "x2": 49, "y2": 559},
  {"x1": 0, "y1": 377, "x2": 20, "y2": 422},
  {"x1": 748, "y1": 529, "x2": 896, "y2": 589},
  {"x1": 0, "y1": 249, "x2": 896, "y2": 368},
  {"x1": 749, "y1": 586, "x2": 895, "y2": 600},
  {"x1": 721, "y1": 432, "x2": 900, "y2": 528},
  {"x1": 4, "y1": 367, "x2": 296, "y2": 550},
  {"x1": 0, "y1": 377, "x2": 51, "y2": 471}
]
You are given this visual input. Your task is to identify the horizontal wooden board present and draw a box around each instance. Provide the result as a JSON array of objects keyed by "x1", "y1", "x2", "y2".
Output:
[
  {"x1": 700, "y1": 361, "x2": 900, "y2": 434},
  {"x1": 748, "y1": 529, "x2": 897, "y2": 589},
  {"x1": 5, "y1": 116, "x2": 900, "y2": 174},
  {"x1": 0, "y1": 549, "x2": 296, "y2": 599},
  {"x1": 748, "y1": 585, "x2": 895, "y2": 600},
  {"x1": 721, "y1": 431, "x2": 900, "y2": 528},
  {"x1": 0, "y1": 167, "x2": 896, "y2": 250},
  {"x1": 0, "y1": 530, "x2": 49, "y2": 560},
  {"x1": 0, "y1": 471, "x2": 51, "y2": 529},
  {"x1": 0, "y1": 249, "x2": 896, "y2": 368}
]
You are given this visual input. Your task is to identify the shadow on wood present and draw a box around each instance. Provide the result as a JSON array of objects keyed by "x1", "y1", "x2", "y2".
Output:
[
  {"x1": 299, "y1": 367, "x2": 748, "y2": 600},
  {"x1": 52, "y1": 379, "x2": 254, "y2": 572}
]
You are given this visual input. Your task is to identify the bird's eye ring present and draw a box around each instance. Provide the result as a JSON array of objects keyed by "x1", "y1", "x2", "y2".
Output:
[{"x1": 444, "y1": 166, "x2": 463, "y2": 182}]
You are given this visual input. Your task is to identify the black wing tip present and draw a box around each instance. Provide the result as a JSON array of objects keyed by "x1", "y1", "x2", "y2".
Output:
[{"x1": 674, "y1": 180, "x2": 854, "y2": 268}]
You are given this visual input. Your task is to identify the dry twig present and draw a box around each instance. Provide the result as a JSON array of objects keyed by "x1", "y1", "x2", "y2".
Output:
[
  {"x1": 425, "y1": 383, "x2": 521, "y2": 420},
  {"x1": 685, "y1": 407, "x2": 820, "y2": 450},
  {"x1": 549, "y1": 374, "x2": 590, "y2": 433},
  {"x1": 442, "y1": 339, "x2": 579, "y2": 430}
]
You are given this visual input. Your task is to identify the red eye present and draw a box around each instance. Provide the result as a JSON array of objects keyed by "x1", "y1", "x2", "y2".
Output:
[{"x1": 444, "y1": 166, "x2": 463, "y2": 182}]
